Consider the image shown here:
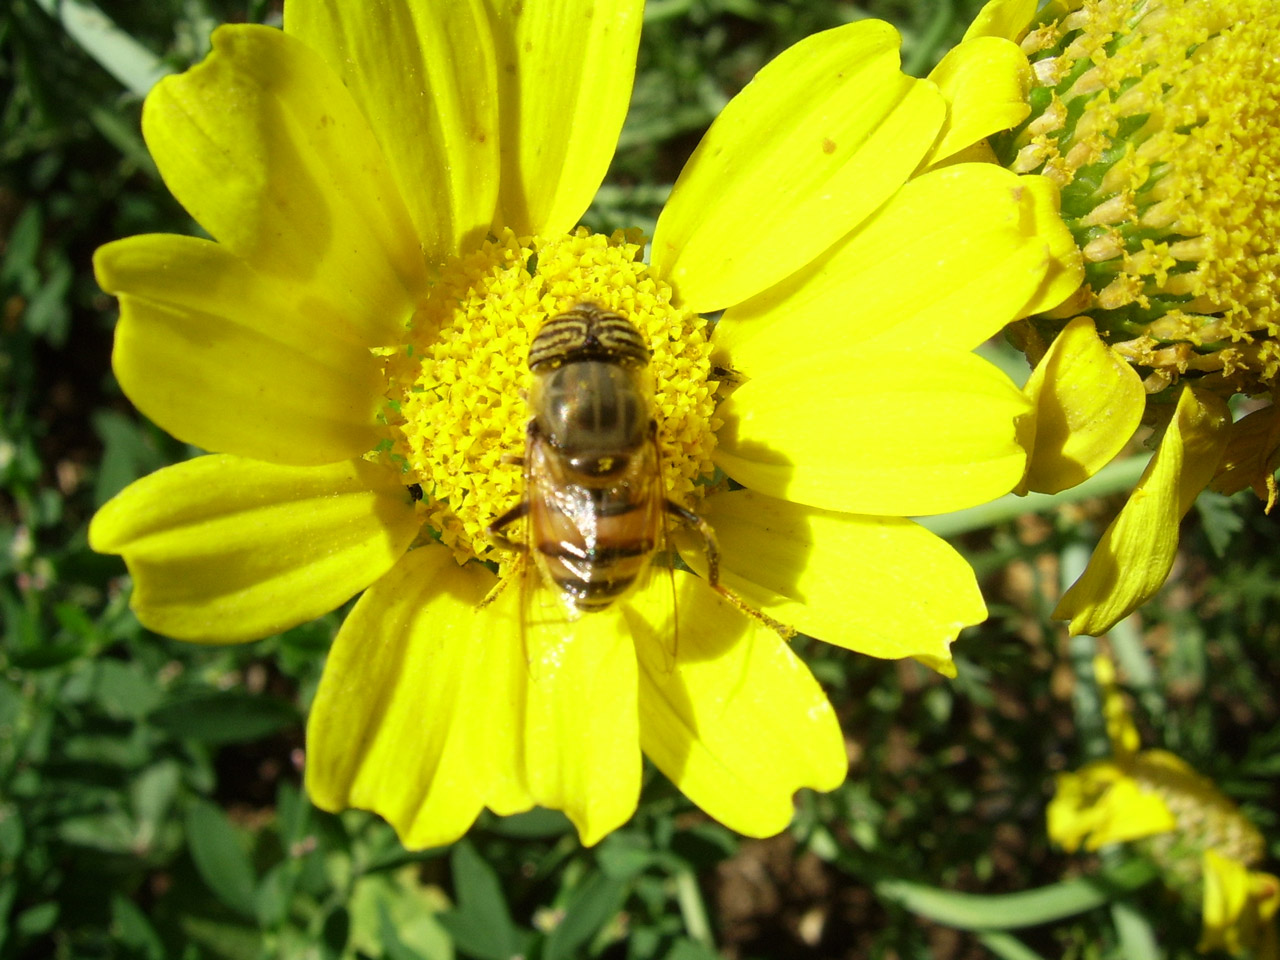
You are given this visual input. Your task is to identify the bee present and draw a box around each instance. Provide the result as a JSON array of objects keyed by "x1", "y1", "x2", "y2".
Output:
[{"x1": 488, "y1": 302, "x2": 789, "y2": 641}]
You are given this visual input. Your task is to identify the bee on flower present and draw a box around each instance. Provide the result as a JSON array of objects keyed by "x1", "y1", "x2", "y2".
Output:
[{"x1": 90, "y1": 0, "x2": 1076, "y2": 847}]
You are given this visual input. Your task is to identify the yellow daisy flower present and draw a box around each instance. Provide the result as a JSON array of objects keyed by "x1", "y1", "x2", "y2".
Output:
[
  {"x1": 1049, "y1": 655, "x2": 1279, "y2": 958},
  {"x1": 973, "y1": 0, "x2": 1280, "y2": 636},
  {"x1": 89, "y1": 1, "x2": 1070, "y2": 847}
]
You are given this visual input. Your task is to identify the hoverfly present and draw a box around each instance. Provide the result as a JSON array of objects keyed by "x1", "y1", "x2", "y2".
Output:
[{"x1": 487, "y1": 302, "x2": 786, "y2": 652}]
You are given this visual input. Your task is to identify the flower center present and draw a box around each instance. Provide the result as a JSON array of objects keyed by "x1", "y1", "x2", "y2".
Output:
[
  {"x1": 996, "y1": 0, "x2": 1280, "y2": 397},
  {"x1": 378, "y1": 227, "x2": 718, "y2": 566},
  {"x1": 1131, "y1": 750, "x2": 1266, "y2": 895}
]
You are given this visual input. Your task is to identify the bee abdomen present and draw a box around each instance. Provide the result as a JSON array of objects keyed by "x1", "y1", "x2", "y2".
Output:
[{"x1": 537, "y1": 540, "x2": 655, "y2": 562}]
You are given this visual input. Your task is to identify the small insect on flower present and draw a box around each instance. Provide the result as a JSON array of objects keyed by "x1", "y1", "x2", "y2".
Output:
[{"x1": 487, "y1": 302, "x2": 785, "y2": 644}]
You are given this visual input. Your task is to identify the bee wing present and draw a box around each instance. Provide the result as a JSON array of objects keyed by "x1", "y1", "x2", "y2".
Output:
[
  {"x1": 649, "y1": 434, "x2": 683, "y2": 674},
  {"x1": 516, "y1": 434, "x2": 585, "y2": 680}
]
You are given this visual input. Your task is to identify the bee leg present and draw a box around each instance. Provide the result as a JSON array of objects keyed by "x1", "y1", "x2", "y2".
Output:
[
  {"x1": 500, "y1": 453, "x2": 525, "y2": 467},
  {"x1": 477, "y1": 554, "x2": 524, "y2": 609},
  {"x1": 665, "y1": 500, "x2": 797, "y2": 641},
  {"x1": 487, "y1": 500, "x2": 530, "y2": 552}
]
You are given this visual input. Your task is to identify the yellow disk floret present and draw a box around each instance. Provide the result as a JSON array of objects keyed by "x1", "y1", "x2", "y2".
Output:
[
  {"x1": 378, "y1": 227, "x2": 718, "y2": 565},
  {"x1": 998, "y1": 0, "x2": 1280, "y2": 396}
]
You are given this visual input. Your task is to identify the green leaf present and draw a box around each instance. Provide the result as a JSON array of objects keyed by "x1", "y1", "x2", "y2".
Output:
[
  {"x1": 0, "y1": 205, "x2": 40, "y2": 288},
  {"x1": 149, "y1": 690, "x2": 297, "y2": 745},
  {"x1": 438, "y1": 842, "x2": 520, "y2": 960},
  {"x1": 185, "y1": 799, "x2": 258, "y2": 920},
  {"x1": 544, "y1": 870, "x2": 626, "y2": 960},
  {"x1": 94, "y1": 658, "x2": 163, "y2": 719},
  {"x1": 378, "y1": 899, "x2": 454, "y2": 960},
  {"x1": 977, "y1": 931, "x2": 1050, "y2": 960},
  {"x1": 112, "y1": 895, "x2": 165, "y2": 960},
  {"x1": 0, "y1": 880, "x2": 16, "y2": 953},
  {"x1": 1195, "y1": 489, "x2": 1244, "y2": 558},
  {"x1": 320, "y1": 906, "x2": 351, "y2": 960},
  {"x1": 597, "y1": 832, "x2": 659, "y2": 880},
  {"x1": 873, "y1": 859, "x2": 1159, "y2": 931},
  {"x1": 1111, "y1": 900, "x2": 1161, "y2": 960},
  {"x1": 92, "y1": 410, "x2": 167, "y2": 506},
  {"x1": 131, "y1": 760, "x2": 182, "y2": 842},
  {"x1": 14, "y1": 901, "x2": 59, "y2": 937},
  {"x1": 0, "y1": 805, "x2": 24, "y2": 861},
  {"x1": 662, "y1": 939, "x2": 720, "y2": 960},
  {"x1": 59, "y1": 811, "x2": 140, "y2": 853},
  {"x1": 488, "y1": 807, "x2": 573, "y2": 838}
]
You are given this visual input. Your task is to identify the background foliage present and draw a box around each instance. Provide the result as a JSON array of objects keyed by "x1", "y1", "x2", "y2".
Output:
[{"x1": 2, "y1": 0, "x2": 1277, "y2": 958}]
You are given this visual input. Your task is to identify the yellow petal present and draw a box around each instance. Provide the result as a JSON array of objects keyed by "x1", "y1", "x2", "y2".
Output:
[
  {"x1": 143, "y1": 25, "x2": 425, "y2": 345},
  {"x1": 306, "y1": 547, "x2": 531, "y2": 850},
  {"x1": 1055, "y1": 385, "x2": 1231, "y2": 636},
  {"x1": 95, "y1": 235, "x2": 383, "y2": 466},
  {"x1": 922, "y1": 36, "x2": 1031, "y2": 168},
  {"x1": 89, "y1": 456, "x2": 420, "y2": 642},
  {"x1": 1093, "y1": 654, "x2": 1141, "y2": 760},
  {"x1": 712, "y1": 164, "x2": 1050, "y2": 376},
  {"x1": 1014, "y1": 175, "x2": 1086, "y2": 316},
  {"x1": 651, "y1": 20, "x2": 944, "y2": 314},
  {"x1": 1251, "y1": 873, "x2": 1280, "y2": 960},
  {"x1": 483, "y1": 584, "x2": 642, "y2": 847},
  {"x1": 630, "y1": 573, "x2": 846, "y2": 838},
  {"x1": 1200, "y1": 850, "x2": 1251, "y2": 956},
  {"x1": 962, "y1": 0, "x2": 1038, "y2": 42},
  {"x1": 1212, "y1": 403, "x2": 1280, "y2": 509},
  {"x1": 284, "y1": 0, "x2": 499, "y2": 258},
  {"x1": 486, "y1": 0, "x2": 643, "y2": 237},
  {"x1": 685, "y1": 490, "x2": 985, "y2": 676},
  {"x1": 1047, "y1": 762, "x2": 1176, "y2": 852},
  {"x1": 1018, "y1": 316, "x2": 1145, "y2": 495},
  {"x1": 714, "y1": 347, "x2": 1030, "y2": 516}
]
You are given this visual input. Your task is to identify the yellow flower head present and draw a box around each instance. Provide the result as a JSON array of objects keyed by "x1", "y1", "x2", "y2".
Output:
[
  {"x1": 973, "y1": 0, "x2": 1280, "y2": 635},
  {"x1": 1049, "y1": 655, "x2": 1278, "y2": 957},
  {"x1": 89, "y1": 0, "x2": 1065, "y2": 846}
]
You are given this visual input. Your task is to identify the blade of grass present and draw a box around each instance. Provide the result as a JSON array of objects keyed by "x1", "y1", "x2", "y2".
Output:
[
  {"x1": 33, "y1": 0, "x2": 170, "y2": 96},
  {"x1": 873, "y1": 859, "x2": 1159, "y2": 931}
]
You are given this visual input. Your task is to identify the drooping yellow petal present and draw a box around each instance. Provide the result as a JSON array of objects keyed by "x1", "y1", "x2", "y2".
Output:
[
  {"x1": 95, "y1": 235, "x2": 383, "y2": 466},
  {"x1": 714, "y1": 347, "x2": 1030, "y2": 516},
  {"x1": 1250, "y1": 873, "x2": 1280, "y2": 960},
  {"x1": 684, "y1": 490, "x2": 984, "y2": 676},
  {"x1": 630, "y1": 573, "x2": 846, "y2": 838},
  {"x1": 484, "y1": 582, "x2": 642, "y2": 847},
  {"x1": 1056, "y1": 386, "x2": 1231, "y2": 636},
  {"x1": 1201, "y1": 850, "x2": 1253, "y2": 956},
  {"x1": 142, "y1": 25, "x2": 425, "y2": 346},
  {"x1": 922, "y1": 35, "x2": 1031, "y2": 168},
  {"x1": 89, "y1": 456, "x2": 421, "y2": 643},
  {"x1": 1047, "y1": 763, "x2": 1176, "y2": 852},
  {"x1": 962, "y1": 0, "x2": 1037, "y2": 42},
  {"x1": 306, "y1": 547, "x2": 531, "y2": 849},
  {"x1": 712, "y1": 164, "x2": 1049, "y2": 376},
  {"x1": 1013, "y1": 175, "x2": 1087, "y2": 317},
  {"x1": 651, "y1": 19, "x2": 945, "y2": 314},
  {"x1": 1212, "y1": 403, "x2": 1280, "y2": 510},
  {"x1": 285, "y1": 0, "x2": 500, "y2": 258},
  {"x1": 486, "y1": 0, "x2": 643, "y2": 238},
  {"x1": 1018, "y1": 316, "x2": 1145, "y2": 495}
]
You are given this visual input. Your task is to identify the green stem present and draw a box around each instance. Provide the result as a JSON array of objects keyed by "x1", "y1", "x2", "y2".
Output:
[
  {"x1": 873, "y1": 858, "x2": 1159, "y2": 930},
  {"x1": 674, "y1": 868, "x2": 715, "y2": 949},
  {"x1": 916, "y1": 454, "x2": 1152, "y2": 538}
]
